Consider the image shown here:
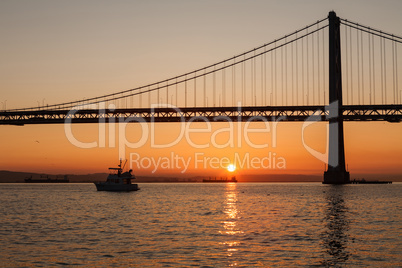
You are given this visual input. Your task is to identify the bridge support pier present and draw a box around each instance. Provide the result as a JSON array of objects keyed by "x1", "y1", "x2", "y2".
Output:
[
  {"x1": 324, "y1": 170, "x2": 350, "y2": 184},
  {"x1": 323, "y1": 11, "x2": 350, "y2": 184}
]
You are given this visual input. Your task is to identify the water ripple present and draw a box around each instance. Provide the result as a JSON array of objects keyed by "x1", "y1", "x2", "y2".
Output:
[{"x1": 0, "y1": 183, "x2": 400, "y2": 267}]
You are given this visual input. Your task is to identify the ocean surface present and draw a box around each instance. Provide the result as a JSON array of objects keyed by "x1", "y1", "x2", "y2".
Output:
[{"x1": 0, "y1": 182, "x2": 400, "y2": 267}]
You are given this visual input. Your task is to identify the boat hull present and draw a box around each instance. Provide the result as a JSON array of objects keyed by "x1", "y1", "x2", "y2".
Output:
[{"x1": 94, "y1": 183, "x2": 139, "y2": 192}]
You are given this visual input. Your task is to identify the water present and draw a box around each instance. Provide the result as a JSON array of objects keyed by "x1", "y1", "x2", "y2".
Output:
[{"x1": 0, "y1": 183, "x2": 400, "y2": 267}]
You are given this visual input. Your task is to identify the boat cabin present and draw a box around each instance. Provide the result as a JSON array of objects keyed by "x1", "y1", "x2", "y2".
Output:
[{"x1": 106, "y1": 167, "x2": 134, "y2": 184}]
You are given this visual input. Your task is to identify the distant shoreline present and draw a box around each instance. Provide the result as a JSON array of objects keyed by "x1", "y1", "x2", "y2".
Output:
[{"x1": 1, "y1": 170, "x2": 400, "y2": 183}]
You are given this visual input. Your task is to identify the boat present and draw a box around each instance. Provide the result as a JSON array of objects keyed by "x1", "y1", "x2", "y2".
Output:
[
  {"x1": 25, "y1": 175, "x2": 69, "y2": 183},
  {"x1": 94, "y1": 160, "x2": 139, "y2": 191},
  {"x1": 203, "y1": 176, "x2": 237, "y2": 183}
]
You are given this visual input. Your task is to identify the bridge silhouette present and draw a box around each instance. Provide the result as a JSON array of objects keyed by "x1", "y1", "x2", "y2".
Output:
[{"x1": 1, "y1": 11, "x2": 401, "y2": 184}]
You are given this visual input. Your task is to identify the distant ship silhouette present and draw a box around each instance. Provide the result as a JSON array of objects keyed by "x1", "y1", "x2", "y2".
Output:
[{"x1": 203, "y1": 176, "x2": 237, "y2": 183}]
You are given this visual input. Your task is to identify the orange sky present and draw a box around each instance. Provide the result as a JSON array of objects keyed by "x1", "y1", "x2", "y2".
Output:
[{"x1": 0, "y1": 121, "x2": 400, "y2": 178}]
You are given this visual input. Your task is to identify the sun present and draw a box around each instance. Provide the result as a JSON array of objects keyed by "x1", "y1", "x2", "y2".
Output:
[{"x1": 227, "y1": 164, "x2": 236, "y2": 172}]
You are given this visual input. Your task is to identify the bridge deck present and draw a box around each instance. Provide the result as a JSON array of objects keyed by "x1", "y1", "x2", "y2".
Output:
[{"x1": 0, "y1": 105, "x2": 401, "y2": 125}]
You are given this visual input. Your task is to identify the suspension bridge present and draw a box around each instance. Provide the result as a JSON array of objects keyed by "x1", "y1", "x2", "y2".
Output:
[{"x1": 1, "y1": 11, "x2": 401, "y2": 184}]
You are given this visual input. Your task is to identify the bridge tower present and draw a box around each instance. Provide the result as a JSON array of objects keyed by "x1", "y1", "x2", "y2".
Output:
[{"x1": 323, "y1": 11, "x2": 350, "y2": 184}]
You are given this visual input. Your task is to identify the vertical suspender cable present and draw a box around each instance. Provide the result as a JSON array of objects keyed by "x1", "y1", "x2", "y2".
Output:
[
  {"x1": 175, "y1": 79, "x2": 178, "y2": 106},
  {"x1": 271, "y1": 47, "x2": 274, "y2": 106},
  {"x1": 232, "y1": 59, "x2": 235, "y2": 106},
  {"x1": 380, "y1": 34, "x2": 384, "y2": 104},
  {"x1": 372, "y1": 32, "x2": 375, "y2": 104},
  {"x1": 384, "y1": 38, "x2": 387, "y2": 104},
  {"x1": 357, "y1": 28, "x2": 361, "y2": 105},
  {"x1": 254, "y1": 50, "x2": 257, "y2": 106},
  {"x1": 184, "y1": 78, "x2": 187, "y2": 107},
  {"x1": 306, "y1": 28, "x2": 309, "y2": 105},
  {"x1": 292, "y1": 36, "x2": 294, "y2": 105},
  {"x1": 369, "y1": 31, "x2": 372, "y2": 105},
  {"x1": 285, "y1": 37, "x2": 288, "y2": 106},
  {"x1": 149, "y1": 86, "x2": 151, "y2": 108},
  {"x1": 296, "y1": 32, "x2": 299, "y2": 106},
  {"x1": 396, "y1": 38, "x2": 399, "y2": 104},
  {"x1": 312, "y1": 30, "x2": 315, "y2": 104},
  {"x1": 349, "y1": 26, "x2": 353, "y2": 105},
  {"x1": 392, "y1": 38, "x2": 395, "y2": 104},
  {"x1": 345, "y1": 25, "x2": 349, "y2": 105},
  {"x1": 251, "y1": 56, "x2": 253, "y2": 106},
  {"x1": 253, "y1": 51, "x2": 256, "y2": 105},
  {"x1": 139, "y1": 86, "x2": 142, "y2": 108},
  {"x1": 242, "y1": 55, "x2": 246, "y2": 105},
  {"x1": 213, "y1": 67, "x2": 216, "y2": 107},
  {"x1": 281, "y1": 41, "x2": 284, "y2": 105},
  {"x1": 322, "y1": 27, "x2": 325, "y2": 105},
  {"x1": 274, "y1": 41, "x2": 277, "y2": 105},
  {"x1": 250, "y1": 53, "x2": 255, "y2": 105},
  {"x1": 166, "y1": 81, "x2": 169, "y2": 105},
  {"x1": 361, "y1": 29, "x2": 364, "y2": 103},
  {"x1": 392, "y1": 38, "x2": 396, "y2": 103},
  {"x1": 194, "y1": 72, "x2": 197, "y2": 107},
  {"x1": 203, "y1": 70, "x2": 206, "y2": 107},
  {"x1": 240, "y1": 57, "x2": 243, "y2": 105},
  {"x1": 260, "y1": 47, "x2": 265, "y2": 106},
  {"x1": 255, "y1": 52, "x2": 257, "y2": 105},
  {"x1": 264, "y1": 48, "x2": 267, "y2": 106},
  {"x1": 157, "y1": 83, "x2": 160, "y2": 105},
  {"x1": 317, "y1": 24, "x2": 320, "y2": 105},
  {"x1": 242, "y1": 56, "x2": 245, "y2": 105},
  {"x1": 302, "y1": 35, "x2": 304, "y2": 105},
  {"x1": 396, "y1": 41, "x2": 399, "y2": 104},
  {"x1": 222, "y1": 64, "x2": 226, "y2": 107}
]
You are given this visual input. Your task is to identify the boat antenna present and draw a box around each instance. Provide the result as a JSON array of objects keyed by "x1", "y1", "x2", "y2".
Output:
[{"x1": 122, "y1": 159, "x2": 127, "y2": 171}]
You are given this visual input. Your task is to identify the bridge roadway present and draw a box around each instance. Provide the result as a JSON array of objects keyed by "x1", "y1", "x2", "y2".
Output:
[{"x1": 0, "y1": 105, "x2": 401, "y2": 125}]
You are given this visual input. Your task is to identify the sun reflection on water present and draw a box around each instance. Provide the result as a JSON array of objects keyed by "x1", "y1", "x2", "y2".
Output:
[
  {"x1": 219, "y1": 183, "x2": 242, "y2": 262},
  {"x1": 320, "y1": 186, "x2": 351, "y2": 266}
]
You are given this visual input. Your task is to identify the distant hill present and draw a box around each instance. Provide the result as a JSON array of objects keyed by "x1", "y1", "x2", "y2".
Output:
[
  {"x1": 0, "y1": 170, "x2": 106, "y2": 183},
  {"x1": 0, "y1": 170, "x2": 400, "y2": 183},
  {"x1": 239, "y1": 174, "x2": 321, "y2": 182},
  {"x1": 0, "y1": 170, "x2": 198, "y2": 183}
]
